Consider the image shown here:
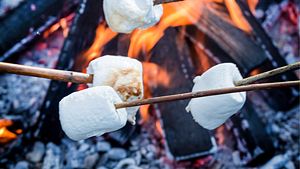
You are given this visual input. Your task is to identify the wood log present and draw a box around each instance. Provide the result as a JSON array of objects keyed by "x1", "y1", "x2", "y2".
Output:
[
  {"x1": 185, "y1": 2, "x2": 267, "y2": 74},
  {"x1": 0, "y1": 0, "x2": 80, "y2": 60},
  {"x1": 36, "y1": 0, "x2": 103, "y2": 143},
  {"x1": 235, "y1": 0, "x2": 299, "y2": 110},
  {"x1": 230, "y1": 100, "x2": 275, "y2": 166},
  {"x1": 150, "y1": 28, "x2": 215, "y2": 160}
]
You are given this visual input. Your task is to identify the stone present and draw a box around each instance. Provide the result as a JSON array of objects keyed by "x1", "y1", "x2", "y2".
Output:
[
  {"x1": 26, "y1": 141, "x2": 45, "y2": 163},
  {"x1": 96, "y1": 141, "x2": 111, "y2": 152},
  {"x1": 15, "y1": 161, "x2": 29, "y2": 169},
  {"x1": 84, "y1": 153, "x2": 100, "y2": 169},
  {"x1": 108, "y1": 148, "x2": 127, "y2": 160}
]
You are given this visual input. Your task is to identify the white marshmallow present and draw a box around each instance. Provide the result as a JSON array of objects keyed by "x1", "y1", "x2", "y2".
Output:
[
  {"x1": 59, "y1": 86, "x2": 127, "y2": 141},
  {"x1": 103, "y1": 0, "x2": 163, "y2": 33},
  {"x1": 186, "y1": 63, "x2": 246, "y2": 130},
  {"x1": 87, "y1": 55, "x2": 144, "y2": 124}
]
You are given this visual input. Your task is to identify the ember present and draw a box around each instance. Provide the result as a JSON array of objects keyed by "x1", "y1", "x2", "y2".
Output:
[{"x1": 0, "y1": 0, "x2": 299, "y2": 168}]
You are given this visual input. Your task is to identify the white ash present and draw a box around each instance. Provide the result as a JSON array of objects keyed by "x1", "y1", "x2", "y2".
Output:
[
  {"x1": 103, "y1": 0, "x2": 163, "y2": 33},
  {"x1": 87, "y1": 55, "x2": 144, "y2": 125},
  {"x1": 0, "y1": 0, "x2": 24, "y2": 17},
  {"x1": 59, "y1": 86, "x2": 128, "y2": 141},
  {"x1": 0, "y1": 30, "x2": 62, "y2": 116},
  {"x1": 186, "y1": 63, "x2": 246, "y2": 130}
]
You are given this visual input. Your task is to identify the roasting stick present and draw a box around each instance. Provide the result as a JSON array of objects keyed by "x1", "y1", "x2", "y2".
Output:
[
  {"x1": 115, "y1": 81, "x2": 300, "y2": 108},
  {"x1": 154, "y1": 0, "x2": 184, "y2": 5},
  {"x1": 0, "y1": 61, "x2": 299, "y2": 108}
]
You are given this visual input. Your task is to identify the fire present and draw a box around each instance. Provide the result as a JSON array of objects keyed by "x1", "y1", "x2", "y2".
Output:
[
  {"x1": 224, "y1": 0, "x2": 252, "y2": 33},
  {"x1": 82, "y1": 22, "x2": 118, "y2": 69},
  {"x1": 247, "y1": 0, "x2": 259, "y2": 15},
  {"x1": 155, "y1": 120, "x2": 164, "y2": 136},
  {"x1": 0, "y1": 119, "x2": 22, "y2": 144},
  {"x1": 142, "y1": 62, "x2": 171, "y2": 88},
  {"x1": 128, "y1": 0, "x2": 203, "y2": 58},
  {"x1": 43, "y1": 14, "x2": 74, "y2": 38},
  {"x1": 140, "y1": 104, "x2": 151, "y2": 122}
]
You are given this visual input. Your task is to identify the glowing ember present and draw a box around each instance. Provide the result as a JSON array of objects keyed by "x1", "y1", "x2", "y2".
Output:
[
  {"x1": 0, "y1": 119, "x2": 22, "y2": 144},
  {"x1": 155, "y1": 120, "x2": 164, "y2": 136},
  {"x1": 140, "y1": 104, "x2": 151, "y2": 122}
]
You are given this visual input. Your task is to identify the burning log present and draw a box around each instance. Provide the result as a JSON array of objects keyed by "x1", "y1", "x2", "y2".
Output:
[
  {"x1": 36, "y1": 0, "x2": 104, "y2": 143},
  {"x1": 185, "y1": 2, "x2": 267, "y2": 73},
  {"x1": 0, "y1": 0, "x2": 80, "y2": 61}
]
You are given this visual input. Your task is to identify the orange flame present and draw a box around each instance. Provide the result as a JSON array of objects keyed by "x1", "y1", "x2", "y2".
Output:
[
  {"x1": 224, "y1": 0, "x2": 252, "y2": 33},
  {"x1": 82, "y1": 22, "x2": 118, "y2": 69},
  {"x1": 247, "y1": 0, "x2": 259, "y2": 15},
  {"x1": 142, "y1": 62, "x2": 171, "y2": 88},
  {"x1": 128, "y1": 0, "x2": 203, "y2": 58},
  {"x1": 0, "y1": 119, "x2": 22, "y2": 144},
  {"x1": 140, "y1": 104, "x2": 151, "y2": 122},
  {"x1": 155, "y1": 120, "x2": 164, "y2": 136},
  {"x1": 44, "y1": 14, "x2": 74, "y2": 38}
]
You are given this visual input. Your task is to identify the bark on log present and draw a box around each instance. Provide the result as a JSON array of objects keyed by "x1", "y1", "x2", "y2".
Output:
[
  {"x1": 36, "y1": 0, "x2": 103, "y2": 143},
  {"x1": 150, "y1": 28, "x2": 215, "y2": 160},
  {"x1": 0, "y1": 0, "x2": 80, "y2": 60},
  {"x1": 186, "y1": 2, "x2": 267, "y2": 74}
]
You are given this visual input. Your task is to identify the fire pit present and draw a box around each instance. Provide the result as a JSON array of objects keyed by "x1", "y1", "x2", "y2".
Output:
[{"x1": 0, "y1": 0, "x2": 299, "y2": 168}]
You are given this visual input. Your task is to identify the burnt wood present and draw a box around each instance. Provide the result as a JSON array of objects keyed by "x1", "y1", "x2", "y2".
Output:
[
  {"x1": 186, "y1": 2, "x2": 267, "y2": 74},
  {"x1": 0, "y1": 0, "x2": 80, "y2": 61},
  {"x1": 230, "y1": 100, "x2": 275, "y2": 167},
  {"x1": 37, "y1": 0, "x2": 103, "y2": 143},
  {"x1": 150, "y1": 28, "x2": 215, "y2": 160},
  {"x1": 235, "y1": 0, "x2": 299, "y2": 110}
]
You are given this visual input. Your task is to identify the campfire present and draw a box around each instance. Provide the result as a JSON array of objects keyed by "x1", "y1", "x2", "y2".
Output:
[{"x1": 0, "y1": 0, "x2": 299, "y2": 168}]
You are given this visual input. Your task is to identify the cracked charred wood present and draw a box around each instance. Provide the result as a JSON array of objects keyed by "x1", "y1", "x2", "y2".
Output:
[
  {"x1": 186, "y1": 2, "x2": 267, "y2": 74},
  {"x1": 0, "y1": 0, "x2": 80, "y2": 61},
  {"x1": 150, "y1": 28, "x2": 215, "y2": 160},
  {"x1": 235, "y1": 0, "x2": 299, "y2": 110},
  {"x1": 36, "y1": 0, "x2": 104, "y2": 143}
]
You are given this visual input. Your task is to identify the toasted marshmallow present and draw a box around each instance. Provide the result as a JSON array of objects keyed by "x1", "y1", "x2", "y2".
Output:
[
  {"x1": 87, "y1": 55, "x2": 144, "y2": 124},
  {"x1": 103, "y1": 0, "x2": 163, "y2": 33},
  {"x1": 59, "y1": 86, "x2": 127, "y2": 141},
  {"x1": 186, "y1": 63, "x2": 246, "y2": 130}
]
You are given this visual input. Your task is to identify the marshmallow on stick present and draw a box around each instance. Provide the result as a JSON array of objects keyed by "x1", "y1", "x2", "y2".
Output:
[
  {"x1": 87, "y1": 55, "x2": 144, "y2": 124},
  {"x1": 103, "y1": 0, "x2": 163, "y2": 33},
  {"x1": 59, "y1": 86, "x2": 127, "y2": 141},
  {"x1": 186, "y1": 63, "x2": 246, "y2": 130}
]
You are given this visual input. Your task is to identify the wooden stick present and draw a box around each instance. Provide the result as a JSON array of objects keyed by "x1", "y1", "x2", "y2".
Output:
[
  {"x1": 0, "y1": 62, "x2": 93, "y2": 84},
  {"x1": 0, "y1": 61, "x2": 299, "y2": 108},
  {"x1": 115, "y1": 81, "x2": 300, "y2": 108},
  {"x1": 154, "y1": 0, "x2": 184, "y2": 5},
  {"x1": 235, "y1": 62, "x2": 300, "y2": 86},
  {"x1": 0, "y1": 61, "x2": 298, "y2": 85}
]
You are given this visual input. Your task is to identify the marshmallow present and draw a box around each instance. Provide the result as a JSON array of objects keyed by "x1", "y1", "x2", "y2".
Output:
[
  {"x1": 87, "y1": 55, "x2": 144, "y2": 124},
  {"x1": 186, "y1": 63, "x2": 246, "y2": 130},
  {"x1": 59, "y1": 86, "x2": 127, "y2": 141},
  {"x1": 103, "y1": 0, "x2": 163, "y2": 33}
]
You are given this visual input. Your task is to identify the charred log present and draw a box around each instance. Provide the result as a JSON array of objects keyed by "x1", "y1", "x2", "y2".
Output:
[
  {"x1": 150, "y1": 28, "x2": 215, "y2": 160},
  {"x1": 36, "y1": 0, "x2": 103, "y2": 143},
  {"x1": 235, "y1": 0, "x2": 299, "y2": 110},
  {"x1": 0, "y1": 0, "x2": 80, "y2": 61}
]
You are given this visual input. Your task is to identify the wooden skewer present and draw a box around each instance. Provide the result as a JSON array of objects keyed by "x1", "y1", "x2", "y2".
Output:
[
  {"x1": 0, "y1": 61, "x2": 299, "y2": 108},
  {"x1": 154, "y1": 0, "x2": 184, "y2": 5},
  {"x1": 115, "y1": 81, "x2": 300, "y2": 108},
  {"x1": 0, "y1": 61, "x2": 298, "y2": 85}
]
